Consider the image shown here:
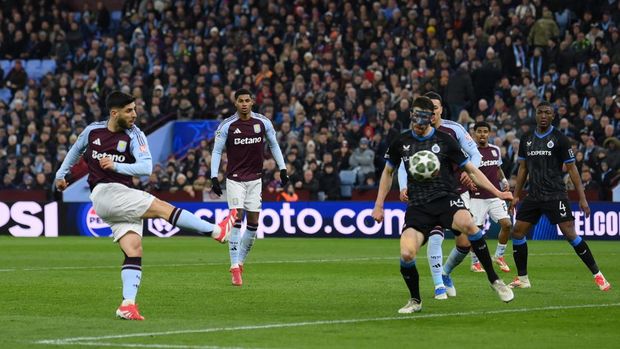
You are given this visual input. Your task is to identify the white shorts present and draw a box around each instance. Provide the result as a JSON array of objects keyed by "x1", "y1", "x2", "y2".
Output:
[
  {"x1": 460, "y1": 191, "x2": 471, "y2": 210},
  {"x1": 89, "y1": 182, "x2": 155, "y2": 242},
  {"x1": 470, "y1": 197, "x2": 511, "y2": 226},
  {"x1": 226, "y1": 178, "x2": 262, "y2": 211}
]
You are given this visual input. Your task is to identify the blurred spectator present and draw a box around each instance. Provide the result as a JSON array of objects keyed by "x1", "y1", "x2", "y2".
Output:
[
  {"x1": 0, "y1": 0, "x2": 617, "y2": 202},
  {"x1": 278, "y1": 183, "x2": 299, "y2": 202},
  {"x1": 349, "y1": 137, "x2": 375, "y2": 184},
  {"x1": 318, "y1": 163, "x2": 340, "y2": 200},
  {"x1": 299, "y1": 170, "x2": 319, "y2": 200},
  {"x1": 5, "y1": 60, "x2": 28, "y2": 93}
]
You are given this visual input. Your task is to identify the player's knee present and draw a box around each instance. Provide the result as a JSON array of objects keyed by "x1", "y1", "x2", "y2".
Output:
[
  {"x1": 456, "y1": 245, "x2": 470, "y2": 253},
  {"x1": 510, "y1": 228, "x2": 525, "y2": 239},
  {"x1": 400, "y1": 251, "x2": 416, "y2": 262},
  {"x1": 123, "y1": 245, "x2": 142, "y2": 257}
]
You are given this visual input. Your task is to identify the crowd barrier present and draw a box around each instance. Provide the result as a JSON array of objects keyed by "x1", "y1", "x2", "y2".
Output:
[{"x1": 1, "y1": 201, "x2": 619, "y2": 240}]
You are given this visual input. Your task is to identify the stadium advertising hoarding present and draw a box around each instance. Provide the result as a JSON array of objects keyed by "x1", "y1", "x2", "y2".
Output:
[
  {"x1": 58, "y1": 201, "x2": 620, "y2": 240},
  {"x1": 0, "y1": 201, "x2": 58, "y2": 237},
  {"x1": 2, "y1": 200, "x2": 619, "y2": 239}
]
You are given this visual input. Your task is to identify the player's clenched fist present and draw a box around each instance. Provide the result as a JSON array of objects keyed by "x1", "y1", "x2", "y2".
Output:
[
  {"x1": 99, "y1": 157, "x2": 115, "y2": 170},
  {"x1": 56, "y1": 179, "x2": 68, "y2": 191},
  {"x1": 372, "y1": 205, "x2": 384, "y2": 223}
]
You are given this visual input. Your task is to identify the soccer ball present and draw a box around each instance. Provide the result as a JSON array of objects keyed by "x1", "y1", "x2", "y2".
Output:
[{"x1": 408, "y1": 150, "x2": 440, "y2": 181}]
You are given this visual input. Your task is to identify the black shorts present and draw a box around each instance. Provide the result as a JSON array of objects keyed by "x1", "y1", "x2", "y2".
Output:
[
  {"x1": 404, "y1": 194, "x2": 468, "y2": 241},
  {"x1": 516, "y1": 197, "x2": 574, "y2": 225}
]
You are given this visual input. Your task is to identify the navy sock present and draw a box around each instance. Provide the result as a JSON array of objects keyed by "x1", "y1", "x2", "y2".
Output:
[
  {"x1": 512, "y1": 237, "x2": 528, "y2": 276},
  {"x1": 569, "y1": 237, "x2": 599, "y2": 274},
  {"x1": 400, "y1": 259, "x2": 420, "y2": 302},
  {"x1": 468, "y1": 231, "x2": 499, "y2": 283}
]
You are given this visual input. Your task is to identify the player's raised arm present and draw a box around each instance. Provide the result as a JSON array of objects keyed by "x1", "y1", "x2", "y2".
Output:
[
  {"x1": 54, "y1": 124, "x2": 92, "y2": 190},
  {"x1": 445, "y1": 133, "x2": 512, "y2": 201},
  {"x1": 113, "y1": 129, "x2": 153, "y2": 177},
  {"x1": 462, "y1": 162, "x2": 512, "y2": 202}
]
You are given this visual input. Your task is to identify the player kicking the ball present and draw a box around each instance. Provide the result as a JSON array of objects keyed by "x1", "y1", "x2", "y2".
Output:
[
  {"x1": 372, "y1": 96, "x2": 514, "y2": 314},
  {"x1": 55, "y1": 91, "x2": 237, "y2": 320},
  {"x1": 211, "y1": 88, "x2": 288, "y2": 286},
  {"x1": 470, "y1": 122, "x2": 512, "y2": 273}
]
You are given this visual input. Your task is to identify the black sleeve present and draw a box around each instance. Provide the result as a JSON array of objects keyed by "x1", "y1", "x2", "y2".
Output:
[
  {"x1": 557, "y1": 133, "x2": 575, "y2": 163},
  {"x1": 384, "y1": 137, "x2": 402, "y2": 169},
  {"x1": 518, "y1": 134, "x2": 527, "y2": 160}
]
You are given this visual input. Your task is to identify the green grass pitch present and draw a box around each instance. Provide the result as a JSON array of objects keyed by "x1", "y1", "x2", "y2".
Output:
[{"x1": 1, "y1": 237, "x2": 619, "y2": 349}]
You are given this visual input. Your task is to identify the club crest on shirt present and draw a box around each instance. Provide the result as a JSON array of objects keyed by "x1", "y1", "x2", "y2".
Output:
[
  {"x1": 431, "y1": 144, "x2": 440, "y2": 153},
  {"x1": 547, "y1": 140, "x2": 554, "y2": 148},
  {"x1": 117, "y1": 140, "x2": 127, "y2": 152},
  {"x1": 253, "y1": 124, "x2": 261, "y2": 133},
  {"x1": 491, "y1": 149, "x2": 497, "y2": 157}
]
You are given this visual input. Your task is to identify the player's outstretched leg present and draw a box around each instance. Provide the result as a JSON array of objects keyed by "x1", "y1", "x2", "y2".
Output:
[
  {"x1": 560, "y1": 221, "x2": 611, "y2": 291},
  {"x1": 143, "y1": 198, "x2": 237, "y2": 243},
  {"x1": 168, "y1": 206, "x2": 237, "y2": 243},
  {"x1": 427, "y1": 227, "x2": 447, "y2": 300}
]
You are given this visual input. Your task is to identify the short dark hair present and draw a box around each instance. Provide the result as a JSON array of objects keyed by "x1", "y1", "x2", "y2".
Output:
[
  {"x1": 411, "y1": 96, "x2": 434, "y2": 112},
  {"x1": 234, "y1": 88, "x2": 253, "y2": 99},
  {"x1": 423, "y1": 91, "x2": 442, "y2": 103},
  {"x1": 106, "y1": 91, "x2": 135, "y2": 111},
  {"x1": 474, "y1": 121, "x2": 491, "y2": 131},
  {"x1": 537, "y1": 101, "x2": 553, "y2": 109}
]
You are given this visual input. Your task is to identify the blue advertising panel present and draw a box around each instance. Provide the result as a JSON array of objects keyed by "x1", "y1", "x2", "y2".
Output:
[
  {"x1": 172, "y1": 121, "x2": 220, "y2": 157},
  {"x1": 532, "y1": 202, "x2": 620, "y2": 240},
  {"x1": 64, "y1": 201, "x2": 620, "y2": 240}
]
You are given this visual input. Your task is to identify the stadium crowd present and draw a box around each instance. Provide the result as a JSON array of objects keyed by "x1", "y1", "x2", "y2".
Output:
[{"x1": 1, "y1": 0, "x2": 620, "y2": 201}]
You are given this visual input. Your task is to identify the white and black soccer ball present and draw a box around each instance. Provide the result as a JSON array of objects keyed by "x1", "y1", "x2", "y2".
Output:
[{"x1": 408, "y1": 150, "x2": 440, "y2": 181}]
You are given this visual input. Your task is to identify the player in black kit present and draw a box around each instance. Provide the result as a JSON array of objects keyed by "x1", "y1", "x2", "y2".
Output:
[
  {"x1": 372, "y1": 96, "x2": 515, "y2": 313},
  {"x1": 509, "y1": 102, "x2": 611, "y2": 291}
]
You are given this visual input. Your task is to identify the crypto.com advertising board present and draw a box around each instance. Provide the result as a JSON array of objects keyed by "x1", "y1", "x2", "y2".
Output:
[{"x1": 3, "y1": 201, "x2": 617, "y2": 240}]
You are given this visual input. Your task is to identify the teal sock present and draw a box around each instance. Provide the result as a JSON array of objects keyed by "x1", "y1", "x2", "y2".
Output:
[
  {"x1": 239, "y1": 224, "x2": 258, "y2": 264},
  {"x1": 443, "y1": 245, "x2": 469, "y2": 275},
  {"x1": 471, "y1": 251, "x2": 479, "y2": 264},
  {"x1": 171, "y1": 208, "x2": 214, "y2": 233},
  {"x1": 427, "y1": 230, "x2": 444, "y2": 287},
  {"x1": 495, "y1": 243, "x2": 507, "y2": 258},
  {"x1": 229, "y1": 223, "x2": 241, "y2": 267}
]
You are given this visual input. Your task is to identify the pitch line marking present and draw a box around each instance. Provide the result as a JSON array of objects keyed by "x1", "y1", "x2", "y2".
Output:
[
  {"x1": 1, "y1": 252, "x2": 591, "y2": 272},
  {"x1": 35, "y1": 302, "x2": 620, "y2": 347}
]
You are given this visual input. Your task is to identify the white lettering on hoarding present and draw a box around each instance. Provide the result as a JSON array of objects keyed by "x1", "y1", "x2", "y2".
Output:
[
  {"x1": 557, "y1": 210, "x2": 619, "y2": 237},
  {"x1": 333, "y1": 209, "x2": 356, "y2": 235},
  {"x1": 0, "y1": 202, "x2": 58, "y2": 237},
  {"x1": 356, "y1": 209, "x2": 382, "y2": 235}
]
